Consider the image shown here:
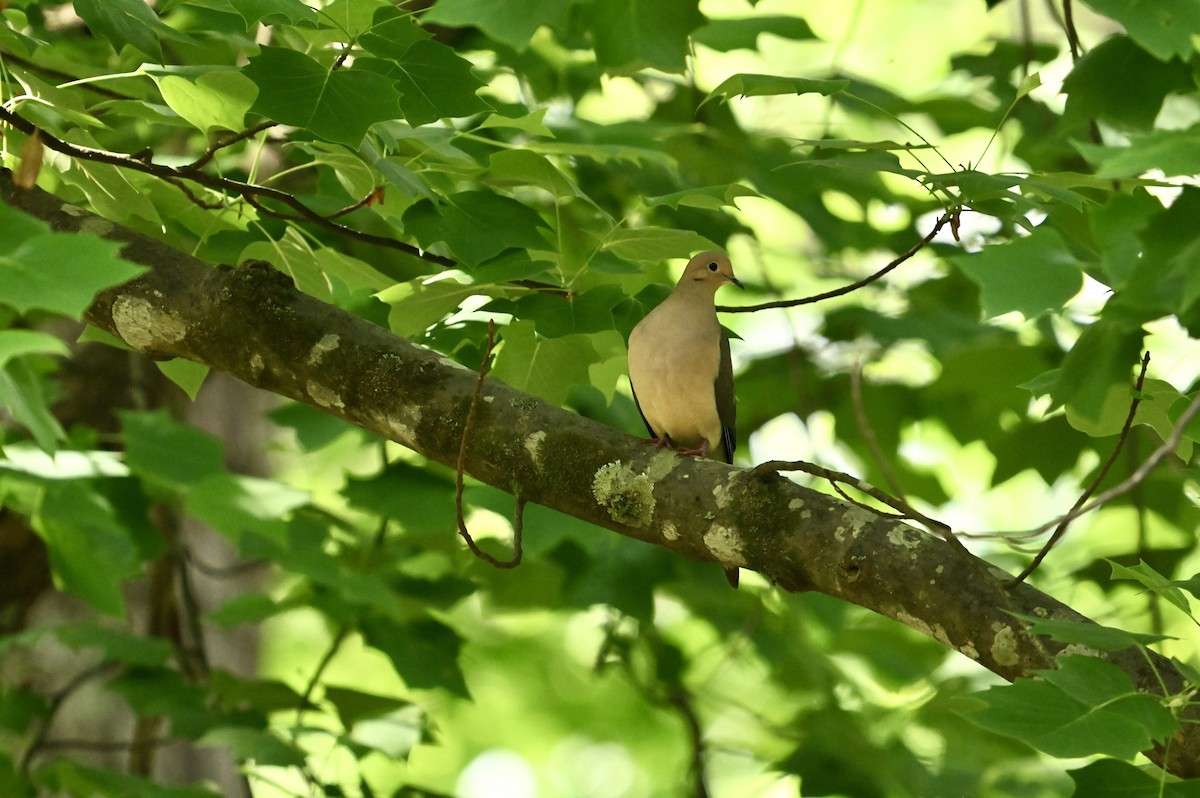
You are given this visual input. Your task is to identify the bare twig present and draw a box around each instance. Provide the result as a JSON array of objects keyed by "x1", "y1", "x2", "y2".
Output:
[
  {"x1": 667, "y1": 690, "x2": 712, "y2": 798},
  {"x1": 455, "y1": 321, "x2": 523, "y2": 568},
  {"x1": 750, "y1": 459, "x2": 969, "y2": 554},
  {"x1": 328, "y1": 187, "x2": 385, "y2": 219},
  {"x1": 1063, "y1": 0, "x2": 1082, "y2": 61},
  {"x1": 850, "y1": 362, "x2": 906, "y2": 498},
  {"x1": 36, "y1": 737, "x2": 179, "y2": 753},
  {"x1": 1009, "y1": 375, "x2": 1199, "y2": 586},
  {"x1": 19, "y1": 663, "x2": 118, "y2": 775},
  {"x1": 1008, "y1": 353, "x2": 1151, "y2": 585},
  {"x1": 717, "y1": 213, "x2": 952, "y2": 314},
  {"x1": 295, "y1": 623, "x2": 351, "y2": 735}
]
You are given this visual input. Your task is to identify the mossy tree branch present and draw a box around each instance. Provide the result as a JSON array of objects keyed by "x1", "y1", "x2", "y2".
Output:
[{"x1": 2, "y1": 171, "x2": 1196, "y2": 778}]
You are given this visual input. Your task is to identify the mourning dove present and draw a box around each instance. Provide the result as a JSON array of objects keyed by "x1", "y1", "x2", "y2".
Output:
[{"x1": 627, "y1": 251, "x2": 743, "y2": 585}]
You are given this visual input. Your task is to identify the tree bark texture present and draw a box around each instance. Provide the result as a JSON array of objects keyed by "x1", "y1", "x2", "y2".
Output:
[{"x1": 2, "y1": 171, "x2": 1196, "y2": 777}]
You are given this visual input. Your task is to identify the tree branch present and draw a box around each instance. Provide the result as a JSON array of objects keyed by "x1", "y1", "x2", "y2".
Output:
[
  {"x1": 0, "y1": 107, "x2": 455, "y2": 267},
  {"x1": 716, "y1": 212, "x2": 952, "y2": 314},
  {"x1": 3, "y1": 172, "x2": 1197, "y2": 778}
]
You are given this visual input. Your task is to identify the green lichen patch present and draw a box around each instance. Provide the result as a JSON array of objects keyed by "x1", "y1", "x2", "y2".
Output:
[{"x1": 592, "y1": 461, "x2": 655, "y2": 527}]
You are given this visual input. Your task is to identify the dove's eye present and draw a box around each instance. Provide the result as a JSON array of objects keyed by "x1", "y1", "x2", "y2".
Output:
[{"x1": 708, "y1": 261, "x2": 719, "y2": 272}]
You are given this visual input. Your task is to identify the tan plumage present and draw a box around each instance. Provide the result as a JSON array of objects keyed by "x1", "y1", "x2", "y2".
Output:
[{"x1": 627, "y1": 250, "x2": 742, "y2": 585}]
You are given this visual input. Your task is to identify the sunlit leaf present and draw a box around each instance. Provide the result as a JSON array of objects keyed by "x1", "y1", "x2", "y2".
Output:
[
  {"x1": 1108, "y1": 560, "x2": 1194, "y2": 617},
  {"x1": 422, "y1": 0, "x2": 582, "y2": 51},
  {"x1": 155, "y1": 71, "x2": 258, "y2": 133},
  {"x1": 703, "y1": 73, "x2": 849, "y2": 106},
  {"x1": 0, "y1": 204, "x2": 145, "y2": 318},
  {"x1": 692, "y1": 16, "x2": 815, "y2": 51},
  {"x1": 1082, "y1": 0, "x2": 1200, "y2": 61},
  {"x1": 963, "y1": 656, "x2": 1177, "y2": 758}
]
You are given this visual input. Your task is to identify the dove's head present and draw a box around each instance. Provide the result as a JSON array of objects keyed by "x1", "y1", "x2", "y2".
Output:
[{"x1": 679, "y1": 250, "x2": 742, "y2": 293}]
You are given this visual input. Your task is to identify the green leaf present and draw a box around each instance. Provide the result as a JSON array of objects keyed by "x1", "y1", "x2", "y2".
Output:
[
  {"x1": 0, "y1": 204, "x2": 146, "y2": 318},
  {"x1": 401, "y1": 192, "x2": 548, "y2": 266},
  {"x1": 155, "y1": 358, "x2": 211, "y2": 401},
  {"x1": 34, "y1": 760, "x2": 220, "y2": 798},
  {"x1": 63, "y1": 157, "x2": 164, "y2": 227},
  {"x1": 702, "y1": 73, "x2": 850, "y2": 106},
  {"x1": 1064, "y1": 378, "x2": 1190, "y2": 462},
  {"x1": 643, "y1": 183, "x2": 760, "y2": 211},
  {"x1": 1108, "y1": 559, "x2": 1195, "y2": 618},
  {"x1": 1082, "y1": 0, "x2": 1200, "y2": 61},
  {"x1": 323, "y1": 686, "x2": 411, "y2": 729},
  {"x1": 240, "y1": 229, "x2": 393, "y2": 301},
  {"x1": 242, "y1": 47, "x2": 403, "y2": 147},
  {"x1": 356, "y1": 41, "x2": 490, "y2": 126},
  {"x1": 1062, "y1": 35, "x2": 1193, "y2": 131},
  {"x1": 583, "y1": 0, "x2": 705, "y2": 74},
  {"x1": 0, "y1": 359, "x2": 66, "y2": 452},
  {"x1": 1069, "y1": 759, "x2": 1200, "y2": 798},
  {"x1": 963, "y1": 655, "x2": 1177, "y2": 759},
  {"x1": 120, "y1": 408, "x2": 226, "y2": 490},
  {"x1": 487, "y1": 150, "x2": 579, "y2": 198},
  {"x1": 377, "y1": 277, "x2": 483, "y2": 337},
  {"x1": 226, "y1": 0, "x2": 319, "y2": 27},
  {"x1": 490, "y1": 320, "x2": 606, "y2": 406},
  {"x1": 184, "y1": 473, "x2": 309, "y2": 546},
  {"x1": 32, "y1": 481, "x2": 144, "y2": 616},
  {"x1": 421, "y1": 0, "x2": 581, "y2": 51},
  {"x1": 691, "y1": 16, "x2": 815, "y2": 51},
  {"x1": 73, "y1": 0, "x2": 191, "y2": 61},
  {"x1": 199, "y1": 727, "x2": 307, "y2": 768},
  {"x1": 600, "y1": 227, "x2": 718, "y2": 262},
  {"x1": 359, "y1": 7, "x2": 431, "y2": 59},
  {"x1": 155, "y1": 71, "x2": 258, "y2": 133},
  {"x1": 54, "y1": 624, "x2": 173, "y2": 666},
  {"x1": 341, "y1": 461, "x2": 456, "y2": 538},
  {"x1": 209, "y1": 592, "x2": 286, "y2": 628},
  {"x1": 1076, "y1": 125, "x2": 1200, "y2": 179},
  {"x1": 1052, "y1": 322, "x2": 1144, "y2": 431},
  {"x1": 107, "y1": 667, "x2": 212, "y2": 735},
  {"x1": 360, "y1": 617, "x2": 469, "y2": 697},
  {"x1": 0, "y1": 332, "x2": 68, "y2": 369},
  {"x1": 1012, "y1": 613, "x2": 1172, "y2": 651}
]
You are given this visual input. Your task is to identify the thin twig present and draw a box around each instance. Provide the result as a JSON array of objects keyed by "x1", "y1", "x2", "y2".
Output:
[
  {"x1": 19, "y1": 663, "x2": 118, "y2": 775},
  {"x1": 294, "y1": 623, "x2": 350, "y2": 736},
  {"x1": 1, "y1": 52, "x2": 131, "y2": 100},
  {"x1": 327, "y1": 187, "x2": 385, "y2": 219},
  {"x1": 1009, "y1": 368, "x2": 1200, "y2": 586},
  {"x1": 717, "y1": 213, "x2": 952, "y2": 314},
  {"x1": 1008, "y1": 353, "x2": 1150, "y2": 585},
  {"x1": 667, "y1": 690, "x2": 712, "y2": 798},
  {"x1": 750, "y1": 459, "x2": 969, "y2": 554},
  {"x1": 850, "y1": 362, "x2": 906, "y2": 498},
  {"x1": 186, "y1": 120, "x2": 277, "y2": 171},
  {"x1": 36, "y1": 737, "x2": 179, "y2": 753},
  {"x1": 455, "y1": 321, "x2": 523, "y2": 568},
  {"x1": 1063, "y1": 0, "x2": 1082, "y2": 61},
  {"x1": 0, "y1": 106, "x2": 455, "y2": 267}
]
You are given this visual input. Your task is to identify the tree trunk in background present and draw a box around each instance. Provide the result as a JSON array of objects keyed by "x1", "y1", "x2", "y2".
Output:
[{"x1": 0, "y1": 337, "x2": 271, "y2": 796}]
